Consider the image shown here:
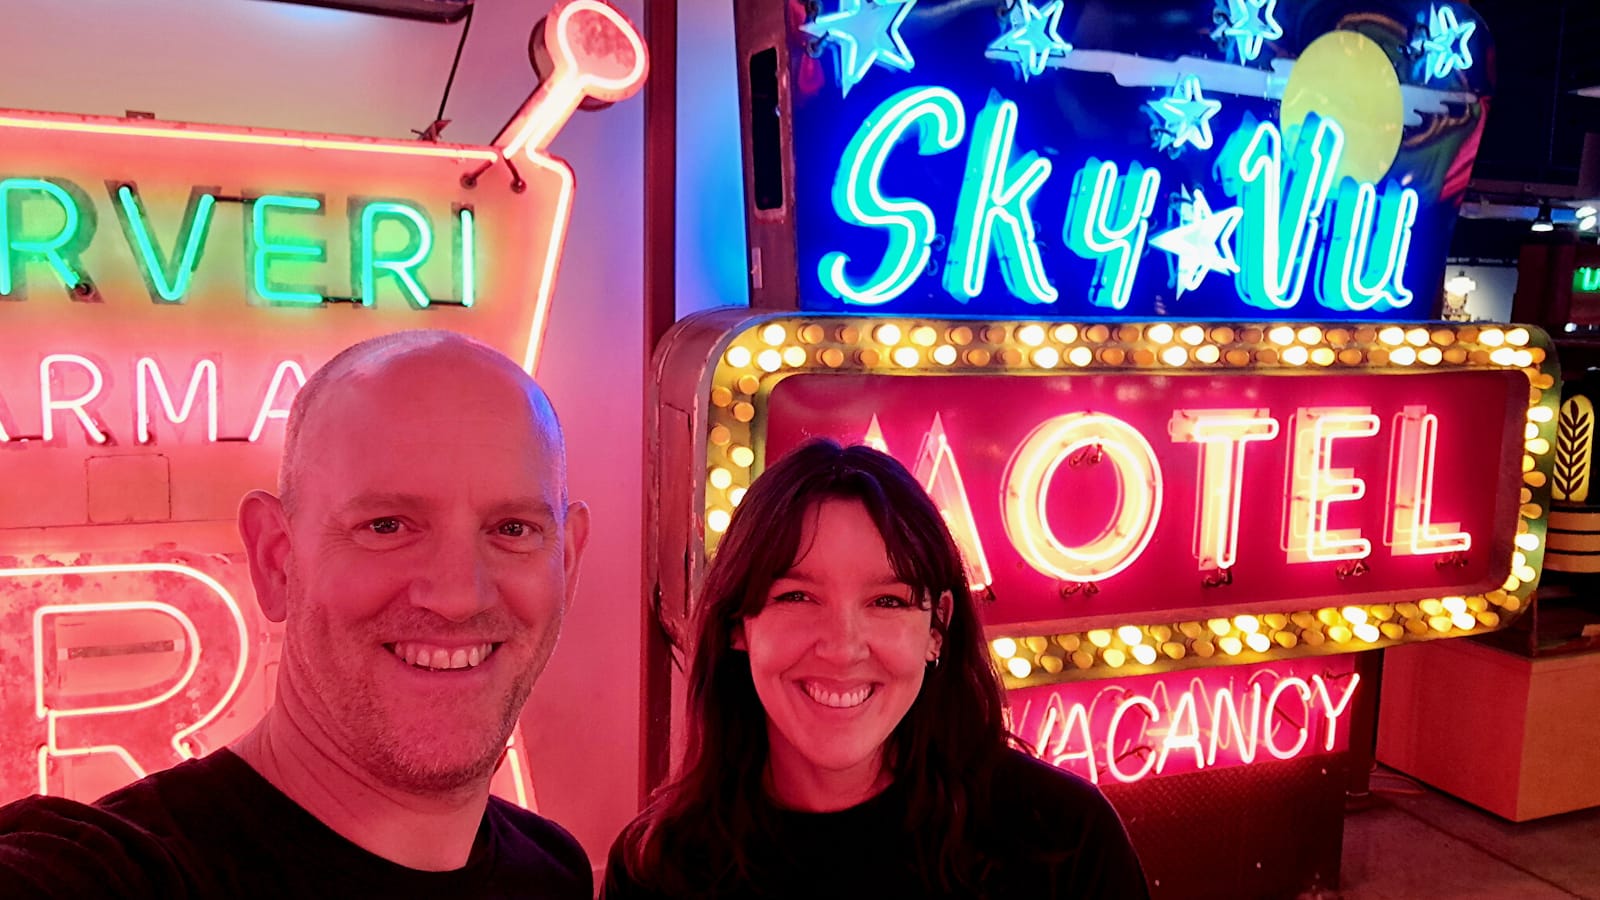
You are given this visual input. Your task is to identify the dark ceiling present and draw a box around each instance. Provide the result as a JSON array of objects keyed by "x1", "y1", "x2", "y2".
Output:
[{"x1": 1453, "y1": 0, "x2": 1600, "y2": 262}]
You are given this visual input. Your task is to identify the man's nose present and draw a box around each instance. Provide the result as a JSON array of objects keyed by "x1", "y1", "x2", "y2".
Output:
[
  {"x1": 812, "y1": 605, "x2": 870, "y2": 664},
  {"x1": 408, "y1": 535, "x2": 494, "y2": 621}
]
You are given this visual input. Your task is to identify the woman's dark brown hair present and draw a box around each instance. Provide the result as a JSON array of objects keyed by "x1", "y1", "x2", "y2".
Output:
[{"x1": 620, "y1": 439, "x2": 1009, "y2": 894}]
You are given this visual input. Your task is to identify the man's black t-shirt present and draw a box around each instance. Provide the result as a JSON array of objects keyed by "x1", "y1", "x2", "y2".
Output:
[
  {"x1": 603, "y1": 748, "x2": 1149, "y2": 899},
  {"x1": 0, "y1": 749, "x2": 591, "y2": 898}
]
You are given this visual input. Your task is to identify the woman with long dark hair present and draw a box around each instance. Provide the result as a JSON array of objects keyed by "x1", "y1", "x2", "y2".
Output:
[{"x1": 604, "y1": 440, "x2": 1146, "y2": 898}]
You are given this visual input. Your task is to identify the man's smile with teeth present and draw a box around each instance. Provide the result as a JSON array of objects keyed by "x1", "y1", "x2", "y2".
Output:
[
  {"x1": 802, "y1": 681, "x2": 875, "y2": 709},
  {"x1": 385, "y1": 641, "x2": 500, "y2": 671}
]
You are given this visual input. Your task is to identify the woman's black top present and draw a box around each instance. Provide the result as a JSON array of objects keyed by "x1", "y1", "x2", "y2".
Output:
[{"x1": 602, "y1": 748, "x2": 1149, "y2": 899}]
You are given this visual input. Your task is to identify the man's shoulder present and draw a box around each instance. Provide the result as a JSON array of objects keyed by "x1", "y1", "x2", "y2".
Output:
[
  {"x1": 0, "y1": 793, "x2": 185, "y2": 898},
  {"x1": 486, "y1": 796, "x2": 593, "y2": 895},
  {"x1": 0, "y1": 750, "x2": 259, "y2": 898}
]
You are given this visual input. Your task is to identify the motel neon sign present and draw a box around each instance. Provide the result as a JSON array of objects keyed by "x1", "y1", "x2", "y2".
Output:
[
  {"x1": 0, "y1": 0, "x2": 648, "y2": 808},
  {"x1": 656, "y1": 311, "x2": 1555, "y2": 683}
]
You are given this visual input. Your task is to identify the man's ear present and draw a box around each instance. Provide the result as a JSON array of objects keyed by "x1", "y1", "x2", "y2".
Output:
[
  {"x1": 238, "y1": 490, "x2": 293, "y2": 623},
  {"x1": 561, "y1": 500, "x2": 592, "y2": 612}
]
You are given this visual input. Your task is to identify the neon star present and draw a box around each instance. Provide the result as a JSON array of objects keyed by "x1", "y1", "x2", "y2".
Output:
[
  {"x1": 1150, "y1": 187, "x2": 1242, "y2": 297},
  {"x1": 986, "y1": 0, "x2": 1072, "y2": 81},
  {"x1": 1148, "y1": 75, "x2": 1222, "y2": 154},
  {"x1": 1419, "y1": 4, "x2": 1475, "y2": 81},
  {"x1": 801, "y1": 0, "x2": 918, "y2": 97},
  {"x1": 1216, "y1": 0, "x2": 1282, "y2": 63}
]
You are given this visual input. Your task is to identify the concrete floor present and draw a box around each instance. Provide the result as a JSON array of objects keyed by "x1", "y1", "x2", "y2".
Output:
[{"x1": 1340, "y1": 767, "x2": 1600, "y2": 899}]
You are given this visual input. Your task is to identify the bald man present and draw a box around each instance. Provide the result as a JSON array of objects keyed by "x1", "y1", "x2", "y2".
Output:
[{"x1": 0, "y1": 331, "x2": 593, "y2": 897}]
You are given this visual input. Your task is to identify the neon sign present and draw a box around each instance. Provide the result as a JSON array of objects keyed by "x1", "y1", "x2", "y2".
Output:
[
  {"x1": 0, "y1": 0, "x2": 647, "y2": 806},
  {"x1": 1011, "y1": 656, "x2": 1357, "y2": 784},
  {"x1": 768, "y1": 0, "x2": 1490, "y2": 321},
  {"x1": 657, "y1": 312, "x2": 1554, "y2": 682}
]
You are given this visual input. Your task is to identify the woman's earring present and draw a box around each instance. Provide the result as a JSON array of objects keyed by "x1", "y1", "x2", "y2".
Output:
[{"x1": 927, "y1": 653, "x2": 941, "y2": 669}]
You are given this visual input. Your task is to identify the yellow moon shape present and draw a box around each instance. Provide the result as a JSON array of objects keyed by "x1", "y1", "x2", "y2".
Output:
[{"x1": 1280, "y1": 30, "x2": 1404, "y2": 185}]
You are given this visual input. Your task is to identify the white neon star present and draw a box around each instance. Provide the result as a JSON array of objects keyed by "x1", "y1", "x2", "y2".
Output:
[
  {"x1": 1216, "y1": 0, "x2": 1282, "y2": 63},
  {"x1": 1150, "y1": 187, "x2": 1242, "y2": 297},
  {"x1": 986, "y1": 0, "x2": 1072, "y2": 81},
  {"x1": 801, "y1": 0, "x2": 918, "y2": 97},
  {"x1": 1148, "y1": 75, "x2": 1223, "y2": 154},
  {"x1": 1420, "y1": 4, "x2": 1475, "y2": 81}
]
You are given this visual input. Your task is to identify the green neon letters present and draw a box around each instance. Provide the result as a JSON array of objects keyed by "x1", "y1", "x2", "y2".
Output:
[
  {"x1": 250, "y1": 194, "x2": 326, "y2": 306},
  {"x1": 356, "y1": 200, "x2": 434, "y2": 309},
  {"x1": 1576, "y1": 267, "x2": 1600, "y2": 293},
  {"x1": 945, "y1": 93, "x2": 1056, "y2": 304},
  {"x1": 114, "y1": 185, "x2": 216, "y2": 303},
  {"x1": 1220, "y1": 114, "x2": 1343, "y2": 310},
  {"x1": 1063, "y1": 159, "x2": 1162, "y2": 310},
  {"x1": 1317, "y1": 180, "x2": 1418, "y2": 312},
  {"x1": 458, "y1": 207, "x2": 476, "y2": 308},
  {"x1": 0, "y1": 178, "x2": 89, "y2": 297},
  {"x1": 821, "y1": 86, "x2": 965, "y2": 306}
]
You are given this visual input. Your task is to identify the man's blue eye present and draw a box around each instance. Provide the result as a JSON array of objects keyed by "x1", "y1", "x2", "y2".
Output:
[{"x1": 499, "y1": 521, "x2": 529, "y2": 537}]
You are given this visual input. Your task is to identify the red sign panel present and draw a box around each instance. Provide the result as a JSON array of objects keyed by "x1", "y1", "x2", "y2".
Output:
[{"x1": 765, "y1": 369, "x2": 1524, "y2": 631}]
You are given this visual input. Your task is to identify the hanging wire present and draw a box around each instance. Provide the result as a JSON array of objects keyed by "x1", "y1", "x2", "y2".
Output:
[{"x1": 417, "y1": 4, "x2": 475, "y2": 141}]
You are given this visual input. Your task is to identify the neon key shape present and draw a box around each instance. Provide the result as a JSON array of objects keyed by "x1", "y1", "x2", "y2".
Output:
[{"x1": 496, "y1": 0, "x2": 650, "y2": 161}]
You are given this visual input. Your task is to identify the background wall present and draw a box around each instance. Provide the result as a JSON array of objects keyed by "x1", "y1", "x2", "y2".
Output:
[{"x1": 0, "y1": 0, "x2": 648, "y2": 868}]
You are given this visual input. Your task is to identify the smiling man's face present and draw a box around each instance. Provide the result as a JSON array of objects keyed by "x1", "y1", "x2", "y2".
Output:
[{"x1": 265, "y1": 344, "x2": 587, "y2": 793}]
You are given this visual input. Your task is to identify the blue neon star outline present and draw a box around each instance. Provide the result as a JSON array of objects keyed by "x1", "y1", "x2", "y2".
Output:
[
  {"x1": 801, "y1": 0, "x2": 918, "y2": 97},
  {"x1": 1420, "y1": 4, "x2": 1475, "y2": 81},
  {"x1": 986, "y1": 0, "x2": 1072, "y2": 81},
  {"x1": 1216, "y1": 0, "x2": 1282, "y2": 63},
  {"x1": 1150, "y1": 187, "x2": 1242, "y2": 297},
  {"x1": 1147, "y1": 75, "x2": 1223, "y2": 154}
]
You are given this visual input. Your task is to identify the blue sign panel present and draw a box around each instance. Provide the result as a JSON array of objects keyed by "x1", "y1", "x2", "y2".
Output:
[{"x1": 790, "y1": 0, "x2": 1490, "y2": 321}]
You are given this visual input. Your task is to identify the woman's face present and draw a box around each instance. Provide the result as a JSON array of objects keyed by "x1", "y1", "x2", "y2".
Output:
[{"x1": 734, "y1": 498, "x2": 942, "y2": 807}]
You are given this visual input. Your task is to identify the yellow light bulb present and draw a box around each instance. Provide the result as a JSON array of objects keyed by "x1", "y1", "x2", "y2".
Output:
[
  {"x1": 1208, "y1": 618, "x2": 1231, "y2": 636},
  {"x1": 1017, "y1": 324, "x2": 1046, "y2": 346},
  {"x1": 1268, "y1": 326, "x2": 1295, "y2": 346},
  {"x1": 1069, "y1": 346, "x2": 1094, "y2": 366},
  {"x1": 1087, "y1": 629, "x2": 1113, "y2": 648},
  {"x1": 782, "y1": 345, "x2": 806, "y2": 368},
  {"x1": 1418, "y1": 346, "x2": 1442, "y2": 365},
  {"x1": 910, "y1": 325, "x2": 937, "y2": 346},
  {"x1": 1219, "y1": 636, "x2": 1243, "y2": 655},
  {"x1": 1180, "y1": 325, "x2": 1205, "y2": 345},
  {"x1": 1147, "y1": 323, "x2": 1175, "y2": 344},
  {"x1": 1297, "y1": 326, "x2": 1323, "y2": 344},
  {"x1": 1529, "y1": 406, "x2": 1554, "y2": 423},
  {"x1": 761, "y1": 323, "x2": 787, "y2": 346},
  {"x1": 725, "y1": 346, "x2": 752, "y2": 368},
  {"x1": 1353, "y1": 623, "x2": 1380, "y2": 643},
  {"x1": 1479, "y1": 328, "x2": 1505, "y2": 347},
  {"x1": 1405, "y1": 327, "x2": 1429, "y2": 347},
  {"x1": 1311, "y1": 347, "x2": 1336, "y2": 366},
  {"x1": 1133, "y1": 644, "x2": 1158, "y2": 665},
  {"x1": 1341, "y1": 606, "x2": 1367, "y2": 626},
  {"x1": 1052, "y1": 324, "x2": 1079, "y2": 343},
  {"x1": 991, "y1": 637, "x2": 1017, "y2": 658},
  {"x1": 728, "y1": 487, "x2": 746, "y2": 506},
  {"x1": 1389, "y1": 346, "x2": 1417, "y2": 366},
  {"x1": 1117, "y1": 625, "x2": 1144, "y2": 645},
  {"x1": 1450, "y1": 612, "x2": 1476, "y2": 631},
  {"x1": 730, "y1": 445, "x2": 755, "y2": 467},
  {"x1": 1161, "y1": 346, "x2": 1189, "y2": 366},
  {"x1": 709, "y1": 467, "x2": 732, "y2": 490},
  {"x1": 1282, "y1": 346, "x2": 1309, "y2": 366},
  {"x1": 756, "y1": 349, "x2": 782, "y2": 372},
  {"x1": 892, "y1": 346, "x2": 920, "y2": 368},
  {"x1": 1102, "y1": 648, "x2": 1126, "y2": 668},
  {"x1": 1378, "y1": 326, "x2": 1405, "y2": 346},
  {"x1": 933, "y1": 344, "x2": 958, "y2": 365},
  {"x1": 1032, "y1": 347, "x2": 1061, "y2": 368},
  {"x1": 1233, "y1": 615, "x2": 1260, "y2": 634},
  {"x1": 1006, "y1": 657, "x2": 1033, "y2": 678},
  {"x1": 1245, "y1": 632, "x2": 1270, "y2": 653},
  {"x1": 1195, "y1": 345, "x2": 1221, "y2": 364},
  {"x1": 1515, "y1": 533, "x2": 1540, "y2": 551},
  {"x1": 707, "y1": 509, "x2": 730, "y2": 533},
  {"x1": 873, "y1": 323, "x2": 902, "y2": 345}
]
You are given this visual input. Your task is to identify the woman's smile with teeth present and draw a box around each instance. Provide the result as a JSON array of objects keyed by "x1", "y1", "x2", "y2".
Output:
[
  {"x1": 802, "y1": 681, "x2": 874, "y2": 709},
  {"x1": 386, "y1": 641, "x2": 498, "y2": 671}
]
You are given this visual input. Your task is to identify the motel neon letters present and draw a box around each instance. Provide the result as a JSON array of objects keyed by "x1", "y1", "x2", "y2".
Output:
[{"x1": 872, "y1": 403, "x2": 1474, "y2": 586}]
